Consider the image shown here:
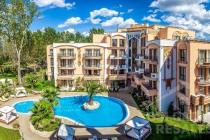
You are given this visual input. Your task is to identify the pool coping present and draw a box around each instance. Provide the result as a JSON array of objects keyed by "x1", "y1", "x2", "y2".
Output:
[{"x1": 12, "y1": 95, "x2": 130, "y2": 128}]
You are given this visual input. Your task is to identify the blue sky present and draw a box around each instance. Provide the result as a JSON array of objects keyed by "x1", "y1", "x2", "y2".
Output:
[{"x1": 32, "y1": 0, "x2": 210, "y2": 39}]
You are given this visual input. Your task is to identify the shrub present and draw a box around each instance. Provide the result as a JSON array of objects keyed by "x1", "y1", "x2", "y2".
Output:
[{"x1": 30, "y1": 100, "x2": 60, "y2": 131}]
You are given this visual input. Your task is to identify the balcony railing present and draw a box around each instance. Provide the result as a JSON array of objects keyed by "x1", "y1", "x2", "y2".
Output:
[
  {"x1": 135, "y1": 67, "x2": 144, "y2": 74},
  {"x1": 135, "y1": 54, "x2": 144, "y2": 61},
  {"x1": 59, "y1": 64, "x2": 75, "y2": 68},
  {"x1": 110, "y1": 54, "x2": 127, "y2": 59},
  {"x1": 197, "y1": 58, "x2": 210, "y2": 66},
  {"x1": 197, "y1": 76, "x2": 210, "y2": 85},
  {"x1": 191, "y1": 94, "x2": 210, "y2": 105},
  {"x1": 141, "y1": 82, "x2": 157, "y2": 96},
  {"x1": 84, "y1": 64, "x2": 101, "y2": 68},
  {"x1": 149, "y1": 56, "x2": 158, "y2": 62},
  {"x1": 59, "y1": 53, "x2": 76, "y2": 58},
  {"x1": 144, "y1": 71, "x2": 158, "y2": 79},
  {"x1": 84, "y1": 53, "x2": 101, "y2": 57}
]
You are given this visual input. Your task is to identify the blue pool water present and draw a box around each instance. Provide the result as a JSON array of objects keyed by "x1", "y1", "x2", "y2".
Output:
[{"x1": 14, "y1": 96, "x2": 128, "y2": 127}]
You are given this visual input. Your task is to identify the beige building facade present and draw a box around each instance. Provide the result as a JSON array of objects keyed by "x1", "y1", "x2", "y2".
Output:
[
  {"x1": 176, "y1": 40, "x2": 210, "y2": 121},
  {"x1": 47, "y1": 33, "x2": 127, "y2": 90},
  {"x1": 47, "y1": 23, "x2": 210, "y2": 121}
]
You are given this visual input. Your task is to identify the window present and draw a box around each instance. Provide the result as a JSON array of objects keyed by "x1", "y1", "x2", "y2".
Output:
[
  {"x1": 68, "y1": 70, "x2": 74, "y2": 75},
  {"x1": 112, "y1": 39, "x2": 117, "y2": 46},
  {"x1": 60, "y1": 49, "x2": 66, "y2": 56},
  {"x1": 111, "y1": 70, "x2": 117, "y2": 74},
  {"x1": 119, "y1": 39, "x2": 125, "y2": 47},
  {"x1": 50, "y1": 58, "x2": 54, "y2": 65},
  {"x1": 60, "y1": 59, "x2": 66, "y2": 67},
  {"x1": 111, "y1": 50, "x2": 117, "y2": 56},
  {"x1": 119, "y1": 50, "x2": 125, "y2": 57},
  {"x1": 67, "y1": 49, "x2": 74, "y2": 56},
  {"x1": 85, "y1": 49, "x2": 92, "y2": 56},
  {"x1": 93, "y1": 49, "x2": 100, "y2": 56},
  {"x1": 67, "y1": 59, "x2": 73, "y2": 67},
  {"x1": 179, "y1": 49, "x2": 187, "y2": 62},
  {"x1": 111, "y1": 59, "x2": 117, "y2": 65},
  {"x1": 50, "y1": 49, "x2": 53, "y2": 56},
  {"x1": 179, "y1": 83, "x2": 186, "y2": 95},
  {"x1": 179, "y1": 66, "x2": 186, "y2": 81}
]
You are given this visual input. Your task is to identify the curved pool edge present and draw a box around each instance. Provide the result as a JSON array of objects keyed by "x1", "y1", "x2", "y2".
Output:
[{"x1": 12, "y1": 95, "x2": 130, "y2": 128}]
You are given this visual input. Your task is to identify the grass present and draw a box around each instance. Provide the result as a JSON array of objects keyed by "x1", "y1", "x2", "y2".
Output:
[
  {"x1": 145, "y1": 115, "x2": 208, "y2": 140},
  {"x1": 0, "y1": 126, "x2": 21, "y2": 140},
  {"x1": 131, "y1": 94, "x2": 209, "y2": 140}
]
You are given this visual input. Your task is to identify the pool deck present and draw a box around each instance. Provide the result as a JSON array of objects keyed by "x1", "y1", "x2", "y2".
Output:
[{"x1": 0, "y1": 91, "x2": 143, "y2": 140}]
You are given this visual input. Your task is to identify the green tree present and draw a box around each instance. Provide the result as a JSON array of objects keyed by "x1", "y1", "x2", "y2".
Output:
[
  {"x1": 0, "y1": 79, "x2": 14, "y2": 98},
  {"x1": 41, "y1": 87, "x2": 59, "y2": 107},
  {"x1": 0, "y1": 0, "x2": 38, "y2": 85},
  {"x1": 89, "y1": 28, "x2": 105, "y2": 42},
  {"x1": 83, "y1": 81, "x2": 103, "y2": 105},
  {"x1": 30, "y1": 100, "x2": 59, "y2": 131}
]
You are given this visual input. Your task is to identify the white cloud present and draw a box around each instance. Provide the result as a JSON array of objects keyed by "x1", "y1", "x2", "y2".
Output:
[
  {"x1": 58, "y1": 17, "x2": 83, "y2": 28},
  {"x1": 65, "y1": 28, "x2": 76, "y2": 34},
  {"x1": 143, "y1": 14, "x2": 161, "y2": 22},
  {"x1": 101, "y1": 17, "x2": 137, "y2": 28},
  {"x1": 33, "y1": 0, "x2": 75, "y2": 9},
  {"x1": 148, "y1": 0, "x2": 210, "y2": 38},
  {"x1": 101, "y1": 17, "x2": 124, "y2": 27},
  {"x1": 127, "y1": 9, "x2": 134, "y2": 13},
  {"x1": 90, "y1": 8, "x2": 119, "y2": 24},
  {"x1": 119, "y1": 18, "x2": 137, "y2": 28},
  {"x1": 82, "y1": 31, "x2": 90, "y2": 37}
]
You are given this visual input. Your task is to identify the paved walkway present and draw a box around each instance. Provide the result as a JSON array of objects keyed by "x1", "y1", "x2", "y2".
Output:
[{"x1": 0, "y1": 91, "x2": 143, "y2": 140}]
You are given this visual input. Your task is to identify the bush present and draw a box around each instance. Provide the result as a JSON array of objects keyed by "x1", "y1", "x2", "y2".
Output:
[
  {"x1": 24, "y1": 69, "x2": 55, "y2": 90},
  {"x1": 30, "y1": 100, "x2": 60, "y2": 131}
]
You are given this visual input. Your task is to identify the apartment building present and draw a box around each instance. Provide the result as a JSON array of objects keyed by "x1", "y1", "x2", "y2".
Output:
[
  {"x1": 47, "y1": 32, "x2": 127, "y2": 90},
  {"x1": 123, "y1": 24, "x2": 195, "y2": 112},
  {"x1": 176, "y1": 40, "x2": 210, "y2": 121},
  {"x1": 47, "y1": 23, "x2": 210, "y2": 121}
]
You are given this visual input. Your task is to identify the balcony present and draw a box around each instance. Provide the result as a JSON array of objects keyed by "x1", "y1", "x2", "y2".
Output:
[
  {"x1": 110, "y1": 54, "x2": 127, "y2": 59},
  {"x1": 108, "y1": 74, "x2": 127, "y2": 80},
  {"x1": 84, "y1": 53, "x2": 102, "y2": 59},
  {"x1": 57, "y1": 74, "x2": 74, "y2": 80},
  {"x1": 110, "y1": 65, "x2": 127, "y2": 70},
  {"x1": 191, "y1": 94, "x2": 210, "y2": 105},
  {"x1": 197, "y1": 77, "x2": 210, "y2": 86},
  {"x1": 83, "y1": 64, "x2": 101, "y2": 69},
  {"x1": 59, "y1": 64, "x2": 75, "y2": 69},
  {"x1": 133, "y1": 74, "x2": 144, "y2": 85},
  {"x1": 84, "y1": 75, "x2": 101, "y2": 80},
  {"x1": 135, "y1": 67, "x2": 144, "y2": 74},
  {"x1": 58, "y1": 53, "x2": 76, "y2": 59},
  {"x1": 135, "y1": 54, "x2": 144, "y2": 61},
  {"x1": 141, "y1": 82, "x2": 157, "y2": 97},
  {"x1": 143, "y1": 71, "x2": 158, "y2": 80},
  {"x1": 143, "y1": 56, "x2": 158, "y2": 64},
  {"x1": 197, "y1": 58, "x2": 210, "y2": 67}
]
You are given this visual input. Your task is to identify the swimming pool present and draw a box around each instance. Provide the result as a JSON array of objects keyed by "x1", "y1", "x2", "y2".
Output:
[{"x1": 13, "y1": 96, "x2": 129, "y2": 127}]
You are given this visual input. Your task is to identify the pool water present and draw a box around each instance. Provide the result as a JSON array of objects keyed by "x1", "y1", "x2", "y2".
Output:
[{"x1": 14, "y1": 96, "x2": 128, "y2": 127}]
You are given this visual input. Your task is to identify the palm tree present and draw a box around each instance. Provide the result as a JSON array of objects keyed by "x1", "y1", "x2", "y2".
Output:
[
  {"x1": 41, "y1": 87, "x2": 59, "y2": 107},
  {"x1": 30, "y1": 100, "x2": 54, "y2": 130},
  {"x1": 0, "y1": 78, "x2": 13, "y2": 98},
  {"x1": 83, "y1": 81, "x2": 103, "y2": 105}
]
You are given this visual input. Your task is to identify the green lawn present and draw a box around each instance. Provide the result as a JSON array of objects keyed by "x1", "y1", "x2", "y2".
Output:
[
  {"x1": 145, "y1": 115, "x2": 208, "y2": 140},
  {"x1": 0, "y1": 126, "x2": 21, "y2": 140}
]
